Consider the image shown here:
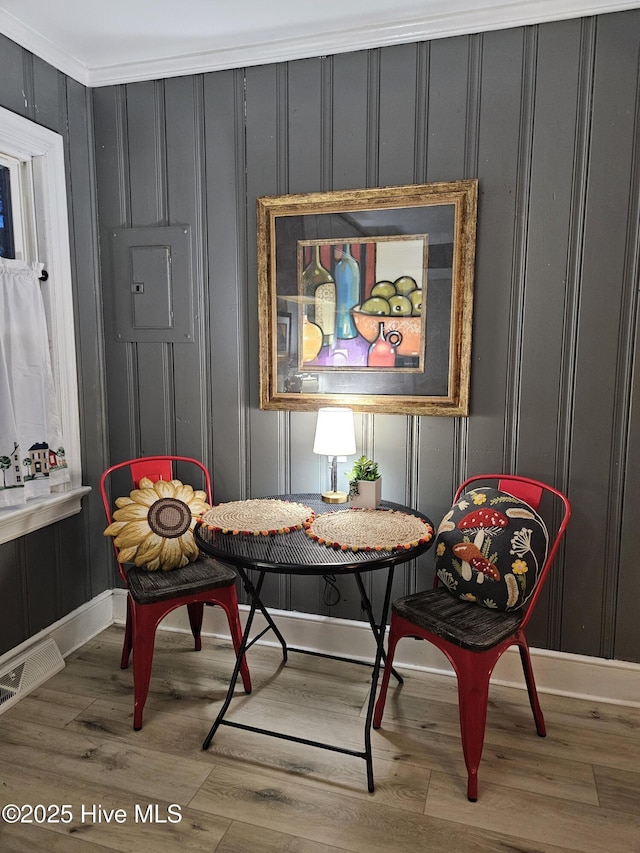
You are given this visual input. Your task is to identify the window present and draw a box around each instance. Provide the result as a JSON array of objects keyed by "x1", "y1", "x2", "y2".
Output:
[
  {"x1": 0, "y1": 161, "x2": 16, "y2": 257},
  {"x1": 0, "y1": 106, "x2": 89, "y2": 543},
  {"x1": 0, "y1": 150, "x2": 34, "y2": 261}
]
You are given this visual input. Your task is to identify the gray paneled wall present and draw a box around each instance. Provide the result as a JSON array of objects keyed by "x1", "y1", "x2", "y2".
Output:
[
  {"x1": 0, "y1": 13, "x2": 636, "y2": 664},
  {"x1": 0, "y1": 37, "x2": 111, "y2": 654},
  {"x1": 93, "y1": 10, "x2": 640, "y2": 663}
]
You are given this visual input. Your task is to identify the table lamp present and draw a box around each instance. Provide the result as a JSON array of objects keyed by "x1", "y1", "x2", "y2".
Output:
[{"x1": 313, "y1": 407, "x2": 356, "y2": 503}]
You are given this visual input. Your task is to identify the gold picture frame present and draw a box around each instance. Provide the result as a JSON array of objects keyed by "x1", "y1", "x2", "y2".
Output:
[{"x1": 257, "y1": 180, "x2": 477, "y2": 415}]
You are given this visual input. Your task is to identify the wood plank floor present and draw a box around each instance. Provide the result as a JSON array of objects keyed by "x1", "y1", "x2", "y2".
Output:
[{"x1": 1, "y1": 624, "x2": 639, "y2": 852}]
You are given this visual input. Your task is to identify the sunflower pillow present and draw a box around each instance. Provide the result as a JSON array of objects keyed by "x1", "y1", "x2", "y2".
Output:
[{"x1": 104, "y1": 477, "x2": 211, "y2": 571}]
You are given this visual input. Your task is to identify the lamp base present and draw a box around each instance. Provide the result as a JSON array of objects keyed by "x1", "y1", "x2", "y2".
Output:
[{"x1": 321, "y1": 489, "x2": 348, "y2": 504}]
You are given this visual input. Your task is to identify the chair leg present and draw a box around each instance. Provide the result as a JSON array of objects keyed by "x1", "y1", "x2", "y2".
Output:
[
  {"x1": 130, "y1": 603, "x2": 160, "y2": 731},
  {"x1": 219, "y1": 587, "x2": 252, "y2": 694},
  {"x1": 517, "y1": 634, "x2": 546, "y2": 737},
  {"x1": 187, "y1": 602, "x2": 204, "y2": 652},
  {"x1": 121, "y1": 596, "x2": 133, "y2": 669},
  {"x1": 373, "y1": 620, "x2": 400, "y2": 728},
  {"x1": 455, "y1": 649, "x2": 493, "y2": 802}
]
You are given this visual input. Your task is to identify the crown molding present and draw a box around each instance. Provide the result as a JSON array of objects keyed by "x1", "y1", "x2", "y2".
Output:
[
  {"x1": 0, "y1": 0, "x2": 638, "y2": 88},
  {"x1": 0, "y1": 7, "x2": 90, "y2": 85}
]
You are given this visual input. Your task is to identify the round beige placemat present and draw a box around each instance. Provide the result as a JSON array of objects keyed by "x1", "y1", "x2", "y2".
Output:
[
  {"x1": 307, "y1": 509, "x2": 433, "y2": 552},
  {"x1": 199, "y1": 498, "x2": 314, "y2": 535}
]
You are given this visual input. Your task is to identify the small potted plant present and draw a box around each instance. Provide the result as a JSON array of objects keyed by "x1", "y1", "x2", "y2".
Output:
[{"x1": 347, "y1": 455, "x2": 381, "y2": 508}]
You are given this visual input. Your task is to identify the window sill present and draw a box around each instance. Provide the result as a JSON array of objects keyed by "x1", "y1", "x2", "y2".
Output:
[{"x1": 0, "y1": 486, "x2": 92, "y2": 545}]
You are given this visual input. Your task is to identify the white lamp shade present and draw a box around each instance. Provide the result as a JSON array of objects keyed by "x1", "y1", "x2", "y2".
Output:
[{"x1": 313, "y1": 407, "x2": 356, "y2": 456}]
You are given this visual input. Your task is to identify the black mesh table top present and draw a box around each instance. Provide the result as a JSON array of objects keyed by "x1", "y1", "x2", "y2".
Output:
[{"x1": 195, "y1": 493, "x2": 434, "y2": 575}]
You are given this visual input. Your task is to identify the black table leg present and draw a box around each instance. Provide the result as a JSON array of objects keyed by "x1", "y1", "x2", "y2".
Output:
[
  {"x1": 203, "y1": 563, "x2": 396, "y2": 793},
  {"x1": 202, "y1": 567, "x2": 290, "y2": 750},
  {"x1": 240, "y1": 567, "x2": 288, "y2": 660},
  {"x1": 202, "y1": 571, "x2": 263, "y2": 749},
  {"x1": 353, "y1": 571, "x2": 403, "y2": 685},
  {"x1": 363, "y1": 565, "x2": 395, "y2": 792}
]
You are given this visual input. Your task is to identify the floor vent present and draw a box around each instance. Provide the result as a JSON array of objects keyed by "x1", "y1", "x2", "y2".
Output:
[{"x1": 0, "y1": 638, "x2": 65, "y2": 714}]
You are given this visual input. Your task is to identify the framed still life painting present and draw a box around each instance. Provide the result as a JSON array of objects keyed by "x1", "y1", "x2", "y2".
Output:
[{"x1": 257, "y1": 180, "x2": 477, "y2": 415}]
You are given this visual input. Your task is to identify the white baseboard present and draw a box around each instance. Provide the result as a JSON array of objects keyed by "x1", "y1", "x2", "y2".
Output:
[
  {"x1": 14, "y1": 588, "x2": 640, "y2": 708},
  {"x1": 112, "y1": 589, "x2": 640, "y2": 707},
  {"x1": 0, "y1": 589, "x2": 113, "y2": 671}
]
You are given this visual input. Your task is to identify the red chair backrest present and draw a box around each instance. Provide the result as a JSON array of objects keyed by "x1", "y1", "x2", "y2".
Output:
[
  {"x1": 497, "y1": 477, "x2": 543, "y2": 510},
  {"x1": 448, "y1": 474, "x2": 571, "y2": 628},
  {"x1": 129, "y1": 458, "x2": 173, "y2": 486},
  {"x1": 99, "y1": 455, "x2": 212, "y2": 584}
]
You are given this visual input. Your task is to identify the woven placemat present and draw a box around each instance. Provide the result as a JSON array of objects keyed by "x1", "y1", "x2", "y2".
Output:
[
  {"x1": 307, "y1": 508, "x2": 433, "y2": 552},
  {"x1": 199, "y1": 498, "x2": 314, "y2": 536}
]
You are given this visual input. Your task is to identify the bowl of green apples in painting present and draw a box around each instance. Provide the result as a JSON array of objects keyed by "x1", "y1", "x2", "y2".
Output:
[{"x1": 351, "y1": 276, "x2": 423, "y2": 357}]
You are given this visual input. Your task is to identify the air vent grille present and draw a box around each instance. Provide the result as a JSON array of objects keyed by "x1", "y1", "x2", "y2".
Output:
[{"x1": 0, "y1": 639, "x2": 65, "y2": 713}]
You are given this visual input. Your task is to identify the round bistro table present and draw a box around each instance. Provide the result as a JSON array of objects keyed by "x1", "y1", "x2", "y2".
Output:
[{"x1": 194, "y1": 493, "x2": 434, "y2": 792}]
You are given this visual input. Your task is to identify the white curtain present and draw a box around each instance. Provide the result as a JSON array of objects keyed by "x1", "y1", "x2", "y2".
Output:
[{"x1": 0, "y1": 259, "x2": 70, "y2": 507}]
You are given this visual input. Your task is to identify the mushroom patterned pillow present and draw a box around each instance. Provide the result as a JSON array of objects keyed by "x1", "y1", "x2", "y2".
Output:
[
  {"x1": 103, "y1": 477, "x2": 211, "y2": 571},
  {"x1": 434, "y1": 487, "x2": 549, "y2": 611}
]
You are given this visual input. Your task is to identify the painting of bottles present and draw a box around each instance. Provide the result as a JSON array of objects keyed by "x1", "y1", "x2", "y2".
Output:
[{"x1": 297, "y1": 235, "x2": 427, "y2": 371}]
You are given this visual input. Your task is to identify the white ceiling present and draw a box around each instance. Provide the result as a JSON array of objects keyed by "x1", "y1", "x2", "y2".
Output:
[{"x1": 0, "y1": 0, "x2": 637, "y2": 87}]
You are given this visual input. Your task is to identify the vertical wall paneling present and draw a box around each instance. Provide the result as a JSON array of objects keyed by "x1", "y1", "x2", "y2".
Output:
[
  {"x1": 164, "y1": 75, "x2": 208, "y2": 464},
  {"x1": 203, "y1": 69, "x2": 250, "y2": 502},
  {"x1": 24, "y1": 527, "x2": 59, "y2": 635},
  {"x1": 612, "y1": 13, "x2": 640, "y2": 662},
  {"x1": 365, "y1": 50, "x2": 380, "y2": 189},
  {"x1": 32, "y1": 56, "x2": 64, "y2": 134},
  {"x1": 562, "y1": 12, "x2": 640, "y2": 658},
  {"x1": 126, "y1": 82, "x2": 171, "y2": 456},
  {"x1": 95, "y1": 85, "x2": 139, "y2": 463},
  {"x1": 89, "y1": 9, "x2": 640, "y2": 663},
  {"x1": 244, "y1": 64, "x2": 290, "y2": 608},
  {"x1": 128, "y1": 82, "x2": 166, "y2": 226},
  {"x1": 65, "y1": 77, "x2": 110, "y2": 598},
  {"x1": 467, "y1": 29, "x2": 525, "y2": 478},
  {"x1": 546, "y1": 18, "x2": 597, "y2": 650},
  {"x1": 288, "y1": 57, "x2": 326, "y2": 193},
  {"x1": 597, "y1": 22, "x2": 640, "y2": 661},
  {"x1": 0, "y1": 543, "x2": 28, "y2": 652},
  {"x1": 377, "y1": 43, "x2": 419, "y2": 187},
  {"x1": 413, "y1": 42, "x2": 430, "y2": 185},
  {"x1": 616, "y1": 288, "x2": 640, "y2": 660},
  {"x1": 517, "y1": 20, "x2": 582, "y2": 484},
  {"x1": 427, "y1": 34, "x2": 475, "y2": 180},
  {"x1": 21, "y1": 48, "x2": 36, "y2": 122},
  {"x1": 0, "y1": 36, "x2": 29, "y2": 116},
  {"x1": 503, "y1": 26, "x2": 537, "y2": 473},
  {"x1": 517, "y1": 20, "x2": 584, "y2": 647},
  {"x1": 403, "y1": 415, "x2": 421, "y2": 596},
  {"x1": 245, "y1": 65, "x2": 285, "y2": 507},
  {"x1": 332, "y1": 52, "x2": 371, "y2": 192}
]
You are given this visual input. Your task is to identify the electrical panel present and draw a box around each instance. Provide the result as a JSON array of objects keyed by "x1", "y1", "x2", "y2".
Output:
[{"x1": 111, "y1": 225, "x2": 194, "y2": 343}]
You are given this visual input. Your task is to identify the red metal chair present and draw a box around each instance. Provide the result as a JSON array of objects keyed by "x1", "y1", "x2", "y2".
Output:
[
  {"x1": 373, "y1": 474, "x2": 571, "y2": 801},
  {"x1": 100, "y1": 455, "x2": 251, "y2": 730}
]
